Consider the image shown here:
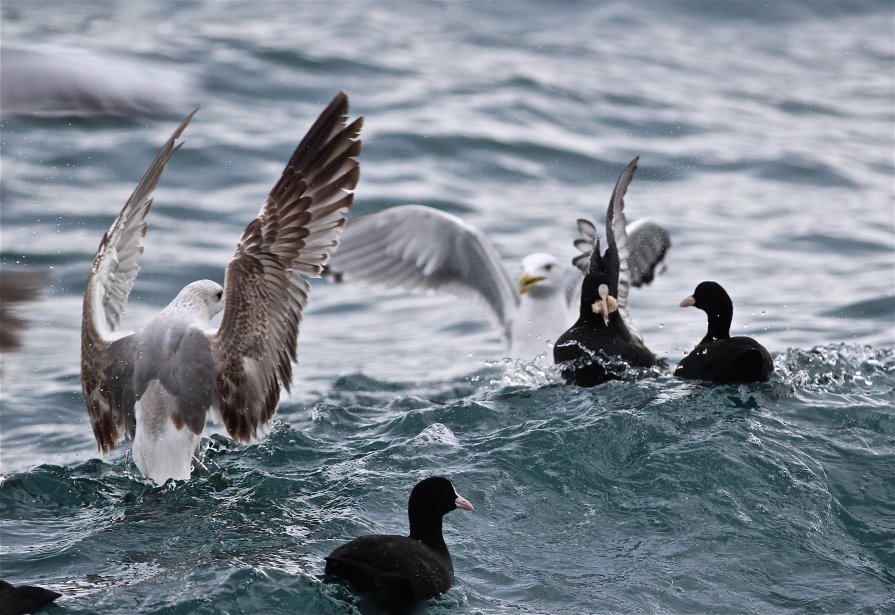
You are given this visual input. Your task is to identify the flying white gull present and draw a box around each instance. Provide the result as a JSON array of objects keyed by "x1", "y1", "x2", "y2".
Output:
[
  {"x1": 325, "y1": 203, "x2": 670, "y2": 361},
  {"x1": 81, "y1": 92, "x2": 362, "y2": 484}
]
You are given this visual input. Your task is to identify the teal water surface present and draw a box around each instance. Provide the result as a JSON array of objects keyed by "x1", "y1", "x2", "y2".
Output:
[{"x1": 2, "y1": 347, "x2": 894, "y2": 613}]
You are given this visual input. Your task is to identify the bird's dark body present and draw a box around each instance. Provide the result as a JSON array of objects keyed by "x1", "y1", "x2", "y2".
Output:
[
  {"x1": 554, "y1": 313, "x2": 657, "y2": 387},
  {"x1": 0, "y1": 579, "x2": 61, "y2": 615},
  {"x1": 675, "y1": 336, "x2": 773, "y2": 383},
  {"x1": 553, "y1": 157, "x2": 661, "y2": 387},
  {"x1": 324, "y1": 477, "x2": 471, "y2": 613},
  {"x1": 325, "y1": 534, "x2": 453, "y2": 610},
  {"x1": 675, "y1": 281, "x2": 773, "y2": 383}
]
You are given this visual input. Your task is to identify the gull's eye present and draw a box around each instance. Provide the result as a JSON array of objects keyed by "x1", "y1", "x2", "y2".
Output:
[
  {"x1": 544, "y1": 264, "x2": 553, "y2": 272},
  {"x1": 216, "y1": 289, "x2": 224, "y2": 300}
]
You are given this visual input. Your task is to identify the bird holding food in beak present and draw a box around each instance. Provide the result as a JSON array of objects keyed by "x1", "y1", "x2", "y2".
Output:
[{"x1": 554, "y1": 157, "x2": 660, "y2": 386}]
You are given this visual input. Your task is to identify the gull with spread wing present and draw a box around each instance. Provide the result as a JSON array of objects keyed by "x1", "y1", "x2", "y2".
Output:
[
  {"x1": 81, "y1": 92, "x2": 362, "y2": 484},
  {"x1": 325, "y1": 204, "x2": 670, "y2": 362}
]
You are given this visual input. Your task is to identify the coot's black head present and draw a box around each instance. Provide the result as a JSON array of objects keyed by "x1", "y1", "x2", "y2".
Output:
[
  {"x1": 408, "y1": 477, "x2": 474, "y2": 519},
  {"x1": 680, "y1": 281, "x2": 734, "y2": 339},
  {"x1": 680, "y1": 281, "x2": 731, "y2": 313},
  {"x1": 580, "y1": 272, "x2": 618, "y2": 326}
]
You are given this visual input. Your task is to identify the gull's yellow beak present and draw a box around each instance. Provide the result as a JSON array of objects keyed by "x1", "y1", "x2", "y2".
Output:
[{"x1": 517, "y1": 272, "x2": 545, "y2": 294}]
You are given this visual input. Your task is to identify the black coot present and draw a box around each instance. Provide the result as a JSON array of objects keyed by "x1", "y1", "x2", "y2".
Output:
[
  {"x1": 325, "y1": 477, "x2": 474, "y2": 612},
  {"x1": 675, "y1": 281, "x2": 773, "y2": 383},
  {"x1": 554, "y1": 157, "x2": 659, "y2": 386},
  {"x1": 555, "y1": 272, "x2": 658, "y2": 386},
  {"x1": 0, "y1": 579, "x2": 61, "y2": 615}
]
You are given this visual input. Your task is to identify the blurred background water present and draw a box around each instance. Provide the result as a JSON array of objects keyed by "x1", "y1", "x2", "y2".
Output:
[{"x1": 1, "y1": 1, "x2": 893, "y2": 613}]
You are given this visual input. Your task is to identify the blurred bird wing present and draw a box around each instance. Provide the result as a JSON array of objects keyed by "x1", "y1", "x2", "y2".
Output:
[
  {"x1": 326, "y1": 204, "x2": 518, "y2": 344},
  {"x1": 625, "y1": 217, "x2": 671, "y2": 288},
  {"x1": 563, "y1": 265, "x2": 583, "y2": 313},
  {"x1": 0, "y1": 267, "x2": 49, "y2": 351}
]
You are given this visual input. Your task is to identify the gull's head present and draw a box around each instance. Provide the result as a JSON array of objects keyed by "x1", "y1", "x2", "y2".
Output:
[
  {"x1": 517, "y1": 253, "x2": 563, "y2": 297},
  {"x1": 171, "y1": 279, "x2": 225, "y2": 322},
  {"x1": 581, "y1": 273, "x2": 618, "y2": 326}
]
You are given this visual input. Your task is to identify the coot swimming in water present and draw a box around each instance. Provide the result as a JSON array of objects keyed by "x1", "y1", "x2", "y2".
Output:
[
  {"x1": 554, "y1": 157, "x2": 660, "y2": 386},
  {"x1": 325, "y1": 477, "x2": 473, "y2": 612},
  {"x1": 675, "y1": 281, "x2": 773, "y2": 383}
]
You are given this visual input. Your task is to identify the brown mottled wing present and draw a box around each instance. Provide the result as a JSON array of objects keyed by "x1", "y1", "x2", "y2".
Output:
[
  {"x1": 209, "y1": 92, "x2": 362, "y2": 442},
  {"x1": 81, "y1": 110, "x2": 196, "y2": 453}
]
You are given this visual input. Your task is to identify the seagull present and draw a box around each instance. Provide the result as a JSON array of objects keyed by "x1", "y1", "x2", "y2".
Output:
[
  {"x1": 81, "y1": 92, "x2": 362, "y2": 484},
  {"x1": 325, "y1": 204, "x2": 670, "y2": 361},
  {"x1": 554, "y1": 157, "x2": 660, "y2": 386}
]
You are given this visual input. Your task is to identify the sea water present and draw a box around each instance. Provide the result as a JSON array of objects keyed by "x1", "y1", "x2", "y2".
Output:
[{"x1": 1, "y1": 1, "x2": 893, "y2": 613}]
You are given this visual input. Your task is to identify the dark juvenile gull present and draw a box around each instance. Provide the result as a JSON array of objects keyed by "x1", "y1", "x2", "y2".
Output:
[
  {"x1": 325, "y1": 204, "x2": 669, "y2": 361},
  {"x1": 675, "y1": 281, "x2": 774, "y2": 383},
  {"x1": 325, "y1": 476, "x2": 474, "y2": 612},
  {"x1": 81, "y1": 92, "x2": 362, "y2": 484},
  {"x1": 554, "y1": 157, "x2": 660, "y2": 387}
]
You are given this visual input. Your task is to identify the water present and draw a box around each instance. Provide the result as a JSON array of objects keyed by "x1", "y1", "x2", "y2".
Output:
[{"x1": 1, "y1": 1, "x2": 893, "y2": 613}]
